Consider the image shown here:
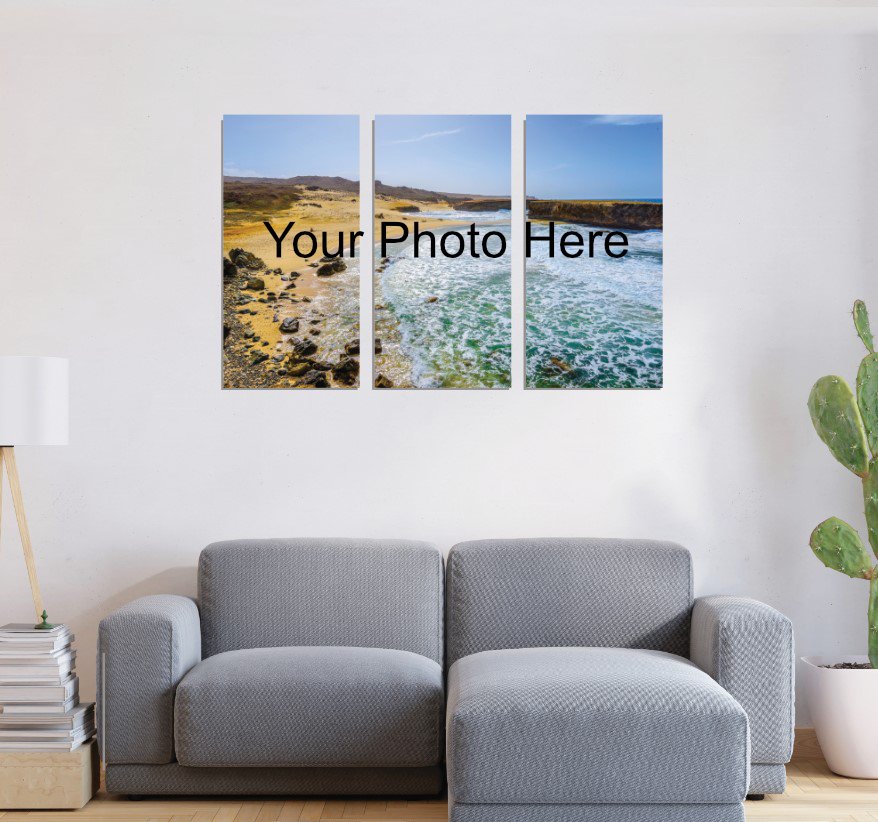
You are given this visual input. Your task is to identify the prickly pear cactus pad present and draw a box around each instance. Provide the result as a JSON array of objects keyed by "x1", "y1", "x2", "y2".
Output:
[
  {"x1": 857, "y1": 353, "x2": 878, "y2": 456},
  {"x1": 808, "y1": 301, "x2": 878, "y2": 667},
  {"x1": 854, "y1": 299, "x2": 874, "y2": 353},
  {"x1": 864, "y1": 460, "x2": 878, "y2": 558},
  {"x1": 808, "y1": 375, "x2": 870, "y2": 476},
  {"x1": 810, "y1": 517, "x2": 875, "y2": 578}
]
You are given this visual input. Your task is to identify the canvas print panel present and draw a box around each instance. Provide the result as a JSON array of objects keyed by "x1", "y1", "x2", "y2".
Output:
[
  {"x1": 525, "y1": 115, "x2": 663, "y2": 389},
  {"x1": 373, "y1": 115, "x2": 511, "y2": 389},
  {"x1": 222, "y1": 115, "x2": 360, "y2": 389}
]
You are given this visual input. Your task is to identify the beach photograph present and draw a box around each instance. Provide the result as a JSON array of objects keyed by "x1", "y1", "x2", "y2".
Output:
[
  {"x1": 525, "y1": 115, "x2": 663, "y2": 389},
  {"x1": 373, "y1": 115, "x2": 511, "y2": 389},
  {"x1": 222, "y1": 115, "x2": 361, "y2": 389}
]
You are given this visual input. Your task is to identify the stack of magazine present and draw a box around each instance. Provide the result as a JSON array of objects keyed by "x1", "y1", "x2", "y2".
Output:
[{"x1": 0, "y1": 623, "x2": 95, "y2": 751}]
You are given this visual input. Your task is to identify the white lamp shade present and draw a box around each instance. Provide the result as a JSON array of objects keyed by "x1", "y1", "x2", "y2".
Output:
[{"x1": 0, "y1": 357, "x2": 69, "y2": 446}]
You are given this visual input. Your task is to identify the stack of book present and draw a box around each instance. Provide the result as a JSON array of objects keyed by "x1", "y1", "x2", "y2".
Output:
[{"x1": 0, "y1": 623, "x2": 95, "y2": 751}]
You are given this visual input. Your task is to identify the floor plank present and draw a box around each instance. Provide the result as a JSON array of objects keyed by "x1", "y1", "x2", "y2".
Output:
[{"x1": 5, "y1": 758, "x2": 878, "y2": 820}]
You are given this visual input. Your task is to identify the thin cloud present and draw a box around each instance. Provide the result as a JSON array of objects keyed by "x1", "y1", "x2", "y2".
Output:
[
  {"x1": 387, "y1": 128, "x2": 462, "y2": 145},
  {"x1": 588, "y1": 115, "x2": 662, "y2": 127}
]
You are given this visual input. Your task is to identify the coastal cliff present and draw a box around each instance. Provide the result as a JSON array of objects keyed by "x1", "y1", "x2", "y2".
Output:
[
  {"x1": 453, "y1": 198, "x2": 512, "y2": 212},
  {"x1": 528, "y1": 200, "x2": 662, "y2": 230}
]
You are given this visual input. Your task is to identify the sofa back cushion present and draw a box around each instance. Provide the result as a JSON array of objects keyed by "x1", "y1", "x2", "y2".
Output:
[
  {"x1": 446, "y1": 538, "x2": 693, "y2": 665},
  {"x1": 198, "y1": 539, "x2": 444, "y2": 663}
]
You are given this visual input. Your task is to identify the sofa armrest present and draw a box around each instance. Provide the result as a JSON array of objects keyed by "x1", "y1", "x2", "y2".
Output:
[
  {"x1": 98, "y1": 595, "x2": 201, "y2": 764},
  {"x1": 690, "y1": 595, "x2": 794, "y2": 764}
]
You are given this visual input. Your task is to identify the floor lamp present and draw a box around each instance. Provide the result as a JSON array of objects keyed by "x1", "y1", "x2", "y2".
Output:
[{"x1": 0, "y1": 356, "x2": 69, "y2": 628}]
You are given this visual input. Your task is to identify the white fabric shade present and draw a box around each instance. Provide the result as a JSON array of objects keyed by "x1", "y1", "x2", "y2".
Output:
[{"x1": 0, "y1": 356, "x2": 69, "y2": 445}]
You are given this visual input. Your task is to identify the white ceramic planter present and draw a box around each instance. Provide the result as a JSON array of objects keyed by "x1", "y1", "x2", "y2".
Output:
[{"x1": 802, "y1": 656, "x2": 878, "y2": 778}]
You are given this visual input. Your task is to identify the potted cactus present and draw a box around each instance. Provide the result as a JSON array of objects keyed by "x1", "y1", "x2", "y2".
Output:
[{"x1": 802, "y1": 299, "x2": 878, "y2": 778}]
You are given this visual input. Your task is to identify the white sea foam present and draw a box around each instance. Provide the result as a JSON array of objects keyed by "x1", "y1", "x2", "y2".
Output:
[
  {"x1": 415, "y1": 208, "x2": 511, "y2": 224},
  {"x1": 377, "y1": 217, "x2": 511, "y2": 388},
  {"x1": 526, "y1": 222, "x2": 663, "y2": 388}
]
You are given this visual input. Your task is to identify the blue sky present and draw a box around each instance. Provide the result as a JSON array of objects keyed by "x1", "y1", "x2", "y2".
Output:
[
  {"x1": 375, "y1": 115, "x2": 510, "y2": 196},
  {"x1": 223, "y1": 115, "x2": 359, "y2": 179},
  {"x1": 526, "y1": 115, "x2": 662, "y2": 200}
]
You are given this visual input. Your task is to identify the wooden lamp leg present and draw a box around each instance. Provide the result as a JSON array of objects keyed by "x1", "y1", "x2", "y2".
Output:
[{"x1": 1, "y1": 446, "x2": 45, "y2": 621}]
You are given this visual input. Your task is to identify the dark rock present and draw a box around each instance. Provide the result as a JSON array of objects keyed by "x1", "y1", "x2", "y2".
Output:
[
  {"x1": 301, "y1": 370, "x2": 329, "y2": 388},
  {"x1": 291, "y1": 338, "x2": 318, "y2": 357},
  {"x1": 332, "y1": 357, "x2": 359, "y2": 386},
  {"x1": 250, "y1": 352, "x2": 269, "y2": 366},
  {"x1": 374, "y1": 373, "x2": 394, "y2": 388},
  {"x1": 397, "y1": 205, "x2": 420, "y2": 213},
  {"x1": 229, "y1": 248, "x2": 266, "y2": 270},
  {"x1": 223, "y1": 257, "x2": 237, "y2": 278},
  {"x1": 302, "y1": 296, "x2": 312, "y2": 303},
  {"x1": 286, "y1": 361, "x2": 311, "y2": 377},
  {"x1": 279, "y1": 318, "x2": 299, "y2": 333},
  {"x1": 309, "y1": 319, "x2": 321, "y2": 325},
  {"x1": 344, "y1": 340, "x2": 360, "y2": 355},
  {"x1": 316, "y1": 259, "x2": 347, "y2": 277},
  {"x1": 374, "y1": 338, "x2": 383, "y2": 354},
  {"x1": 244, "y1": 277, "x2": 265, "y2": 291},
  {"x1": 425, "y1": 295, "x2": 438, "y2": 303},
  {"x1": 309, "y1": 329, "x2": 320, "y2": 336},
  {"x1": 549, "y1": 356, "x2": 573, "y2": 372},
  {"x1": 243, "y1": 330, "x2": 255, "y2": 339},
  {"x1": 223, "y1": 323, "x2": 230, "y2": 341}
]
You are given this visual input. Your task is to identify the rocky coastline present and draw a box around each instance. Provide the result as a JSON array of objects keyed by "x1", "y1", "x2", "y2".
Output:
[
  {"x1": 527, "y1": 199, "x2": 662, "y2": 231},
  {"x1": 222, "y1": 247, "x2": 359, "y2": 389}
]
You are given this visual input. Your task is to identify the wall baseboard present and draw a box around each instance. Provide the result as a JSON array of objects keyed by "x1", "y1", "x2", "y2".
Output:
[{"x1": 793, "y1": 728, "x2": 821, "y2": 761}]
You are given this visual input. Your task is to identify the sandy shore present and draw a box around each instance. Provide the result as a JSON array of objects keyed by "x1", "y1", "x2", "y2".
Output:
[{"x1": 223, "y1": 188, "x2": 361, "y2": 389}]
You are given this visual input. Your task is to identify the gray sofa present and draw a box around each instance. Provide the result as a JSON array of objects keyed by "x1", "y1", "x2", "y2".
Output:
[
  {"x1": 98, "y1": 536, "x2": 793, "y2": 819},
  {"x1": 97, "y1": 539, "x2": 446, "y2": 796},
  {"x1": 444, "y1": 538, "x2": 794, "y2": 822}
]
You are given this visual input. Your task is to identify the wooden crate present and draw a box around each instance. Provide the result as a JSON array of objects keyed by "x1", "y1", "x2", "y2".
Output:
[{"x1": 0, "y1": 740, "x2": 98, "y2": 809}]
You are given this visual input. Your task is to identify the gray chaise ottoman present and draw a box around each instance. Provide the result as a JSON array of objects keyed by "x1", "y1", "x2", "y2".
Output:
[
  {"x1": 98, "y1": 538, "x2": 445, "y2": 796},
  {"x1": 445, "y1": 538, "x2": 794, "y2": 822}
]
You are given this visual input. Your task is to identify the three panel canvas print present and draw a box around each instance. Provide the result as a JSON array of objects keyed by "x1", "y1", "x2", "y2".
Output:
[{"x1": 222, "y1": 115, "x2": 662, "y2": 390}]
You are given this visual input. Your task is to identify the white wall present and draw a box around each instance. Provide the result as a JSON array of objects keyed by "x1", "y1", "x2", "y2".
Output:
[{"x1": 1, "y1": 0, "x2": 877, "y2": 724}]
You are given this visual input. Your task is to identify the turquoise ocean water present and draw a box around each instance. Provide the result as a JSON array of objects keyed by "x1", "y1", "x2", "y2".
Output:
[
  {"x1": 526, "y1": 221, "x2": 663, "y2": 389},
  {"x1": 376, "y1": 210, "x2": 511, "y2": 388}
]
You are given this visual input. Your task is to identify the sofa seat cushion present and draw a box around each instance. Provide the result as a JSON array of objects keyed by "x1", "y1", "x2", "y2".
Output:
[
  {"x1": 447, "y1": 647, "x2": 749, "y2": 805},
  {"x1": 175, "y1": 646, "x2": 443, "y2": 767}
]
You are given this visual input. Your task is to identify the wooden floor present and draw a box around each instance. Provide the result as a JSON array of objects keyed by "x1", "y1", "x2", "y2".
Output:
[{"x1": 2, "y1": 752, "x2": 878, "y2": 821}]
